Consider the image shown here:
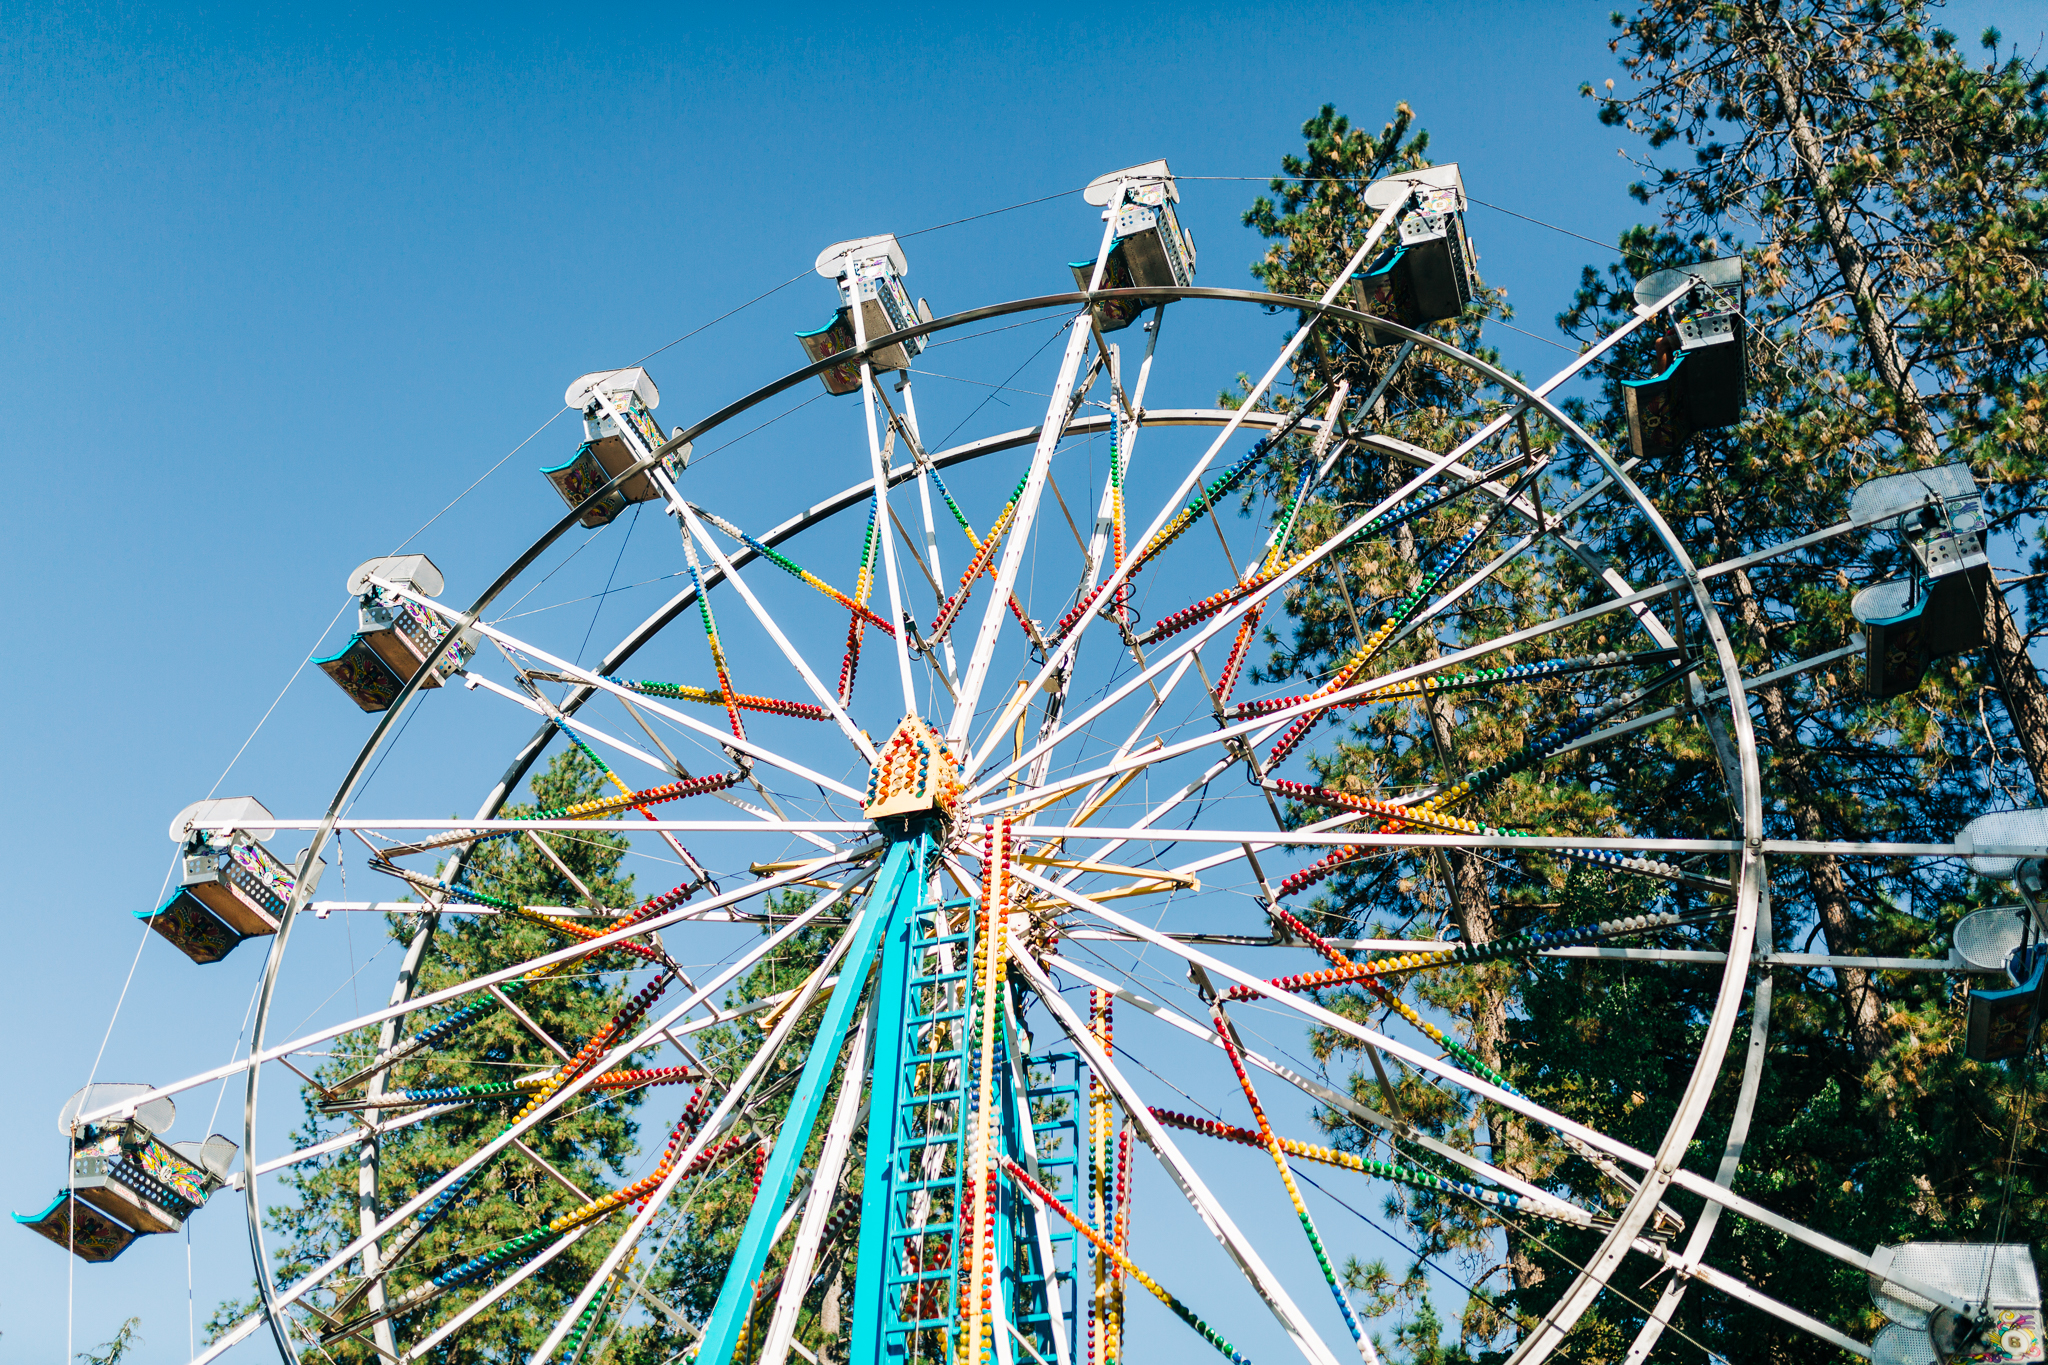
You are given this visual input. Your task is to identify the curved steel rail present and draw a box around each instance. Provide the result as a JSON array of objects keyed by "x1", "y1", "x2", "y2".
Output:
[{"x1": 240, "y1": 284, "x2": 1765, "y2": 1364}]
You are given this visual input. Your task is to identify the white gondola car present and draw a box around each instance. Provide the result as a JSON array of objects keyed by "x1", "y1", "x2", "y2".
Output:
[
  {"x1": 136, "y1": 796, "x2": 321, "y2": 964},
  {"x1": 15, "y1": 1085, "x2": 237, "y2": 1262},
  {"x1": 1068, "y1": 160, "x2": 1198, "y2": 333},
  {"x1": 1849, "y1": 464, "x2": 1992, "y2": 698},
  {"x1": 1867, "y1": 1242, "x2": 2040, "y2": 1362},
  {"x1": 1347, "y1": 164, "x2": 1478, "y2": 344},
  {"x1": 1619, "y1": 256, "x2": 1748, "y2": 460},
  {"x1": 315, "y1": 554, "x2": 477, "y2": 711},
  {"x1": 541, "y1": 367, "x2": 690, "y2": 526},
  {"x1": 797, "y1": 236, "x2": 933, "y2": 395}
]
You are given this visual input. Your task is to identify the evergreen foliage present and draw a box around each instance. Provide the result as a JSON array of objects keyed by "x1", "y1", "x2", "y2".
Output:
[
  {"x1": 212, "y1": 748, "x2": 857, "y2": 1364},
  {"x1": 1241, "y1": 26, "x2": 2047, "y2": 1356}
]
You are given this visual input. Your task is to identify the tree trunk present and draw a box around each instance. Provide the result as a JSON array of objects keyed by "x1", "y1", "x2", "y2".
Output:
[
  {"x1": 1746, "y1": 0, "x2": 2048, "y2": 795},
  {"x1": 1702, "y1": 477, "x2": 1890, "y2": 1064},
  {"x1": 1395, "y1": 523, "x2": 1543, "y2": 1292}
]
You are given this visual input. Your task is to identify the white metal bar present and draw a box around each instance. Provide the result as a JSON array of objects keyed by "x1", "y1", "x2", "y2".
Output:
[
  {"x1": 673, "y1": 498, "x2": 880, "y2": 762},
  {"x1": 946, "y1": 304, "x2": 1101, "y2": 750},
  {"x1": 1630, "y1": 1237, "x2": 1872, "y2": 1358},
  {"x1": 1045, "y1": 954, "x2": 1589, "y2": 1224},
  {"x1": 964, "y1": 192, "x2": 1415, "y2": 777},
  {"x1": 1551, "y1": 638, "x2": 1866, "y2": 761},
  {"x1": 851, "y1": 293, "x2": 921, "y2": 717},
  {"x1": 758, "y1": 998, "x2": 873, "y2": 1365},
  {"x1": 399, "y1": 1225, "x2": 592, "y2": 1362},
  {"x1": 528, "y1": 880, "x2": 878, "y2": 1363},
  {"x1": 1005, "y1": 940, "x2": 1344, "y2": 1365},
  {"x1": 365, "y1": 578, "x2": 870, "y2": 802},
  {"x1": 77, "y1": 848, "x2": 864, "y2": 1127},
  {"x1": 1014, "y1": 865, "x2": 1979, "y2": 1322},
  {"x1": 253, "y1": 1103, "x2": 464, "y2": 1177}
]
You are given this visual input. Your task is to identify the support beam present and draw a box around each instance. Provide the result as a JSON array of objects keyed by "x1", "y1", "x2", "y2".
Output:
[{"x1": 1007, "y1": 940, "x2": 1344, "y2": 1365}]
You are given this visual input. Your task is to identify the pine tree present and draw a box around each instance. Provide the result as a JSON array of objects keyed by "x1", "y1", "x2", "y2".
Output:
[
  {"x1": 214, "y1": 751, "x2": 673, "y2": 1364},
  {"x1": 1588, "y1": 0, "x2": 2048, "y2": 785},
  {"x1": 1239, "y1": 102, "x2": 1641, "y2": 1350},
  {"x1": 1244, "y1": 62, "x2": 2047, "y2": 1359}
]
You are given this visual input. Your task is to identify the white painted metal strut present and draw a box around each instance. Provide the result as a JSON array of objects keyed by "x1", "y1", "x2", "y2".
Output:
[
  {"x1": 964, "y1": 195, "x2": 1416, "y2": 780},
  {"x1": 527, "y1": 874, "x2": 879, "y2": 1363},
  {"x1": 365, "y1": 578, "x2": 869, "y2": 801},
  {"x1": 1006, "y1": 868, "x2": 1984, "y2": 1328},
  {"x1": 588, "y1": 379, "x2": 879, "y2": 761},
  {"x1": 946, "y1": 280, "x2": 1104, "y2": 750},
  {"x1": 1003, "y1": 940, "x2": 1345, "y2": 1365},
  {"x1": 757, "y1": 999, "x2": 874, "y2": 1365},
  {"x1": 849, "y1": 298, "x2": 921, "y2": 718},
  {"x1": 194, "y1": 860, "x2": 870, "y2": 1365},
  {"x1": 1045, "y1": 955, "x2": 1592, "y2": 1226}
]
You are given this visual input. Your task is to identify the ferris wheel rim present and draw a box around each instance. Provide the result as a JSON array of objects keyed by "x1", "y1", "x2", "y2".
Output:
[{"x1": 225, "y1": 281, "x2": 1770, "y2": 1365}]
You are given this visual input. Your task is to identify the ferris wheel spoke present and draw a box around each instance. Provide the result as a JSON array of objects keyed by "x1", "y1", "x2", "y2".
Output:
[
  {"x1": 534, "y1": 854, "x2": 887, "y2": 1365},
  {"x1": 77, "y1": 847, "x2": 862, "y2": 1146},
  {"x1": 1000, "y1": 937, "x2": 1346, "y2": 1365},
  {"x1": 966, "y1": 199, "x2": 1416, "y2": 780},
  {"x1": 1078, "y1": 314, "x2": 1161, "y2": 601},
  {"x1": 253, "y1": 861, "x2": 876, "y2": 1345},
  {"x1": 1045, "y1": 954, "x2": 1592, "y2": 1226},
  {"x1": 968, "y1": 437, "x2": 1530, "y2": 805},
  {"x1": 394, "y1": 1223, "x2": 596, "y2": 1362},
  {"x1": 1012, "y1": 861, "x2": 1678, "y2": 1167},
  {"x1": 674, "y1": 494, "x2": 881, "y2": 763},
  {"x1": 946, "y1": 308, "x2": 1099, "y2": 752},
  {"x1": 367, "y1": 590, "x2": 870, "y2": 803}
]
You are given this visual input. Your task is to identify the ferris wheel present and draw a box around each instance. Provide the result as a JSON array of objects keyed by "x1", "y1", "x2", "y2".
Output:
[{"x1": 24, "y1": 158, "x2": 2046, "y2": 1365}]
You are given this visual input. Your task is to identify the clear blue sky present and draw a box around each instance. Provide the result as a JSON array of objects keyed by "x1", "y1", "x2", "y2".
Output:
[{"x1": 4, "y1": 2, "x2": 2036, "y2": 1362}]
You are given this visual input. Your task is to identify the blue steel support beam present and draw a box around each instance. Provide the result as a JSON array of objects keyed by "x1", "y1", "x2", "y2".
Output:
[
  {"x1": 848, "y1": 846, "x2": 918, "y2": 1365},
  {"x1": 694, "y1": 831, "x2": 925, "y2": 1365}
]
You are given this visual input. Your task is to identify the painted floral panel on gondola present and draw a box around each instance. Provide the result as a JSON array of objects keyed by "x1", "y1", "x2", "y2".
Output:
[
  {"x1": 228, "y1": 843, "x2": 294, "y2": 905},
  {"x1": 315, "y1": 636, "x2": 404, "y2": 712},
  {"x1": 542, "y1": 446, "x2": 632, "y2": 527},
  {"x1": 13, "y1": 1192, "x2": 140, "y2": 1262},
  {"x1": 1872, "y1": 618, "x2": 1931, "y2": 698},
  {"x1": 137, "y1": 890, "x2": 244, "y2": 964},
  {"x1": 1623, "y1": 358, "x2": 1691, "y2": 462},
  {"x1": 797, "y1": 309, "x2": 864, "y2": 396},
  {"x1": 1351, "y1": 247, "x2": 1422, "y2": 341},
  {"x1": 1071, "y1": 244, "x2": 1146, "y2": 333},
  {"x1": 135, "y1": 1139, "x2": 211, "y2": 1209}
]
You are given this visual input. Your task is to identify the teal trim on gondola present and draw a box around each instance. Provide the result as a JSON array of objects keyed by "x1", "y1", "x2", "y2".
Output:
[
  {"x1": 794, "y1": 315, "x2": 847, "y2": 343},
  {"x1": 14, "y1": 1191, "x2": 143, "y2": 1262},
  {"x1": 136, "y1": 888, "x2": 249, "y2": 965},
  {"x1": 314, "y1": 634, "x2": 404, "y2": 712},
  {"x1": 1622, "y1": 354, "x2": 1684, "y2": 390},
  {"x1": 1359, "y1": 244, "x2": 1408, "y2": 280},
  {"x1": 796, "y1": 307, "x2": 863, "y2": 395},
  {"x1": 540, "y1": 442, "x2": 632, "y2": 528},
  {"x1": 1968, "y1": 945, "x2": 2047, "y2": 1062}
]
